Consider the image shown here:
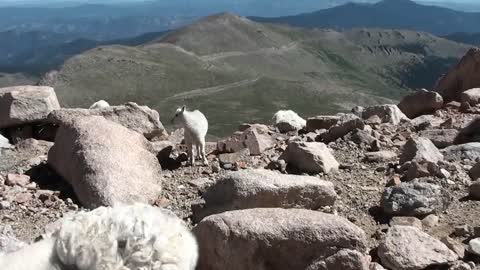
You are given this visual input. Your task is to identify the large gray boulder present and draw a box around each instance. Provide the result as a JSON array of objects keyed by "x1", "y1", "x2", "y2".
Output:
[
  {"x1": 362, "y1": 104, "x2": 409, "y2": 125},
  {"x1": 280, "y1": 142, "x2": 339, "y2": 174},
  {"x1": 273, "y1": 110, "x2": 306, "y2": 133},
  {"x1": 48, "y1": 116, "x2": 162, "y2": 208},
  {"x1": 399, "y1": 137, "x2": 443, "y2": 164},
  {"x1": 193, "y1": 208, "x2": 368, "y2": 270},
  {"x1": 192, "y1": 169, "x2": 337, "y2": 222},
  {"x1": 378, "y1": 226, "x2": 458, "y2": 270},
  {"x1": 442, "y1": 143, "x2": 480, "y2": 161},
  {"x1": 48, "y1": 102, "x2": 165, "y2": 139},
  {"x1": 398, "y1": 89, "x2": 443, "y2": 119},
  {"x1": 0, "y1": 85, "x2": 60, "y2": 128},
  {"x1": 381, "y1": 182, "x2": 447, "y2": 216}
]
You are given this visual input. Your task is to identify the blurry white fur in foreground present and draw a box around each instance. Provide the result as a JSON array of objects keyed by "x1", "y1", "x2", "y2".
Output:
[{"x1": 0, "y1": 203, "x2": 198, "y2": 270}]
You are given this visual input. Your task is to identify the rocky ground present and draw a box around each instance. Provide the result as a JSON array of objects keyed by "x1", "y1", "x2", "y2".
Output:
[{"x1": 3, "y1": 49, "x2": 480, "y2": 270}]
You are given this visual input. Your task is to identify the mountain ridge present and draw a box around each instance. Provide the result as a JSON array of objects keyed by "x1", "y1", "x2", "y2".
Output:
[
  {"x1": 39, "y1": 13, "x2": 470, "y2": 136},
  {"x1": 250, "y1": 0, "x2": 480, "y2": 35}
]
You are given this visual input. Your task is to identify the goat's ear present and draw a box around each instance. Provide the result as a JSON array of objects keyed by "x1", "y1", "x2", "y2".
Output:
[{"x1": 181, "y1": 105, "x2": 186, "y2": 112}]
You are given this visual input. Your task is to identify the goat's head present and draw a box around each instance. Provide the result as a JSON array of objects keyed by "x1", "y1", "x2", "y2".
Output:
[{"x1": 171, "y1": 105, "x2": 186, "y2": 125}]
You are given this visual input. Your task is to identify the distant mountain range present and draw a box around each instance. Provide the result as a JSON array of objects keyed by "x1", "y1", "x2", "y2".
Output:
[
  {"x1": 251, "y1": 0, "x2": 480, "y2": 35},
  {"x1": 0, "y1": 30, "x2": 166, "y2": 75},
  {"x1": 444, "y1": 32, "x2": 480, "y2": 46},
  {"x1": 38, "y1": 13, "x2": 469, "y2": 136}
]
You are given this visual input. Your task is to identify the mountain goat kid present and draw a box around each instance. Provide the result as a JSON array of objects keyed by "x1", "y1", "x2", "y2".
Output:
[
  {"x1": 0, "y1": 203, "x2": 198, "y2": 270},
  {"x1": 172, "y1": 106, "x2": 209, "y2": 166},
  {"x1": 89, "y1": 100, "x2": 110, "y2": 109}
]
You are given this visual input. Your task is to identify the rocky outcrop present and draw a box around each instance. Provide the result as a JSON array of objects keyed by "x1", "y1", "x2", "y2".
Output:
[
  {"x1": 398, "y1": 89, "x2": 443, "y2": 119},
  {"x1": 48, "y1": 116, "x2": 162, "y2": 208},
  {"x1": 381, "y1": 182, "x2": 446, "y2": 216},
  {"x1": 399, "y1": 137, "x2": 443, "y2": 164},
  {"x1": 192, "y1": 169, "x2": 337, "y2": 222},
  {"x1": 193, "y1": 208, "x2": 368, "y2": 270},
  {"x1": 280, "y1": 141, "x2": 339, "y2": 174},
  {"x1": 434, "y1": 48, "x2": 480, "y2": 102},
  {"x1": 48, "y1": 102, "x2": 165, "y2": 139},
  {"x1": 273, "y1": 110, "x2": 306, "y2": 133},
  {"x1": 0, "y1": 85, "x2": 60, "y2": 128},
  {"x1": 362, "y1": 104, "x2": 409, "y2": 125},
  {"x1": 378, "y1": 226, "x2": 458, "y2": 270}
]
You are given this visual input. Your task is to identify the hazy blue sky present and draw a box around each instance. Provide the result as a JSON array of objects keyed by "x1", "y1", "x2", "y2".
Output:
[{"x1": 1, "y1": 0, "x2": 477, "y2": 2}]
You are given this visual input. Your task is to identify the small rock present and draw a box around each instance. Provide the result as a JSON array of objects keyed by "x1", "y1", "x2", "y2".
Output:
[
  {"x1": 0, "y1": 85, "x2": 60, "y2": 128},
  {"x1": 280, "y1": 141, "x2": 339, "y2": 174},
  {"x1": 422, "y1": 214, "x2": 439, "y2": 229},
  {"x1": 460, "y1": 88, "x2": 480, "y2": 105},
  {"x1": 381, "y1": 181, "x2": 446, "y2": 216},
  {"x1": 455, "y1": 225, "x2": 473, "y2": 237},
  {"x1": 386, "y1": 175, "x2": 402, "y2": 187},
  {"x1": 469, "y1": 181, "x2": 480, "y2": 200},
  {"x1": 390, "y1": 216, "x2": 423, "y2": 230},
  {"x1": 378, "y1": 226, "x2": 458, "y2": 270},
  {"x1": 272, "y1": 110, "x2": 306, "y2": 133},
  {"x1": 362, "y1": 104, "x2": 409, "y2": 125},
  {"x1": 443, "y1": 143, "x2": 480, "y2": 161},
  {"x1": 468, "y1": 238, "x2": 480, "y2": 256},
  {"x1": 365, "y1": 151, "x2": 398, "y2": 163},
  {"x1": 419, "y1": 129, "x2": 458, "y2": 149},
  {"x1": 469, "y1": 162, "x2": 480, "y2": 181},
  {"x1": 211, "y1": 162, "x2": 221, "y2": 173},
  {"x1": 305, "y1": 115, "x2": 341, "y2": 132},
  {"x1": 398, "y1": 89, "x2": 443, "y2": 119},
  {"x1": 369, "y1": 262, "x2": 386, "y2": 270},
  {"x1": 218, "y1": 148, "x2": 250, "y2": 166},
  {"x1": 441, "y1": 237, "x2": 465, "y2": 258},
  {"x1": 5, "y1": 174, "x2": 30, "y2": 187},
  {"x1": 14, "y1": 193, "x2": 32, "y2": 204},
  {"x1": 0, "y1": 134, "x2": 12, "y2": 149},
  {"x1": 188, "y1": 178, "x2": 213, "y2": 192},
  {"x1": 400, "y1": 137, "x2": 443, "y2": 165},
  {"x1": 449, "y1": 261, "x2": 473, "y2": 270},
  {"x1": 0, "y1": 201, "x2": 11, "y2": 210}
]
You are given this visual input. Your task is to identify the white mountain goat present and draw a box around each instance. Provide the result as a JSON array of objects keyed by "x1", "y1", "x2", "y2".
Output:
[
  {"x1": 89, "y1": 100, "x2": 110, "y2": 109},
  {"x1": 0, "y1": 203, "x2": 198, "y2": 270},
  {"x1": 172, "y1": 106, "x2": 209, "y2": 166}
]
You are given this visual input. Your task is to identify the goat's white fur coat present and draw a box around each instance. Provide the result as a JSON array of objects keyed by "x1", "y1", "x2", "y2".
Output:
[
  {"x1": 172, "y1": 106, "x2": 208, "y2": 165},
  {"x1": 0, "y1": 204, "x2": 198, "y2": 270}
]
